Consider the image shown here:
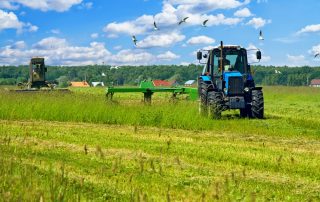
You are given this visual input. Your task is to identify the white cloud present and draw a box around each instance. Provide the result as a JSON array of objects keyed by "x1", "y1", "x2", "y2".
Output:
[
  {"x1": 137, "y1": 32, "x2": 185, "y2": 48},
  {"x1": 0, "y1": 37, "x2": 180, "y2": 66},
  {"x1": 0, "y1": 9, "x2": 37, "y2": 33},
  {"x1": 169, "y1": 0, "x2": 247, "y2": 13},
  {"x1": 10, "y1": 41, "x2": 26, "y2": 49},
  {"x1": 104, "y1": 21, "x2": 148, "y2": 36},
  {"x1": 297, "y1": 24, "x2": 320, "y2": 35},
  {"x1": 202, "y1": 45, "x2": 216, "y2": 50},
  {"x1": 0, "y1": 1, "x2": 19, "y2": 10},
  {"x1": 106, "y1": 34, "x2": 118, "y2": 38},
  {"x1": 234, "y1": 7, "x2": 252, "y2": 17},
  {"x1": 246, "y1": 17, "x2": 271, "y2": 29},
  {"x1": 157, "y1": 51, "x2": 180, "y2": 60},
  {"x1": 0, "y1": 0, "x2": 82, "y2": 12},
  {"x1": 257, "y1": 0, "x2": 268, "y2": 3},
  {"x1": 25, "y1": 22, "x2": 38, "y2": 32},
  {"x1": 33, "y1": 37, "x2": 68, "y2": 50},
  {"x1": 90, "y1": 33, "x2": 99, "y2": 39},
  {"x1": 0, "y1": 9, "x2": 22, "y2": 31},
  {"x1": 110, "y1": 49, "x2": 155, "y2": 65},
  {"x1": 51, "y1": 29, "x2": 61, "y2": 34},
  {"x1": 103, "y1": 1, "x2": 244, "y2": 37},
  {"x1": 113, "y1": 45, "x2": 122, "y2": 50},
  {"x1": 187, "y1": 35, "x2": 215, "y2": 45},
  {"x1": 286, "y1": 54, "x2": 308, "y2": 66},
  {"x1": 78, "y1": 2, "x2": 93, "y2": 9}
]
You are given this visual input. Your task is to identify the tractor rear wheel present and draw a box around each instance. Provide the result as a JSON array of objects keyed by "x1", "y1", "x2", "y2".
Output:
[
  {"x1": 207, "y1": 91, "x2": 223, "y2": 119},
  {"x1": 250, "y1": 89, "x2": 264, "y2": 119}
]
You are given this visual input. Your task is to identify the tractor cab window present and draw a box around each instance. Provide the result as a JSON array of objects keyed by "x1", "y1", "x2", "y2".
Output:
[
  {"x1": 32, "y1": 63, "x2": 42, "y2": 73},
  {"x1": 213, "y1": 49, "x2": 246, "y2": 74}
]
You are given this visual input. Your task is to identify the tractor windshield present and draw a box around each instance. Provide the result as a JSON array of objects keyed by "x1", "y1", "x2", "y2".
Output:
[{"x1": 213, "y1": 48, "x2": 247, "y2": 74}]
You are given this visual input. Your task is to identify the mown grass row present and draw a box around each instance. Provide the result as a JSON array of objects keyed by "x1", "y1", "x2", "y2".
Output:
[
  {"x1": 0, "y1": 120, "x2": 319, "y2": 201},
  {"x1": 0, "y1": 86, "x2": 320, "y2": 138}
]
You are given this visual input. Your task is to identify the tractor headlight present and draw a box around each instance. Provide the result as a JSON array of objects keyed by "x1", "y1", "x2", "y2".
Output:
[
  {"x1": 244, "y1": 87, "x2": 250, "y2": 92},
  {"x1": 224, "y1": 88, "x2": 227, "y2": 93}
]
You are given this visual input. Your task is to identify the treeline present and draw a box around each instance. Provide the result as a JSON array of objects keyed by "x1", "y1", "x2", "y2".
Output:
[{"x1": 0, "y1": 64, "x2": 320, "y2": 86}]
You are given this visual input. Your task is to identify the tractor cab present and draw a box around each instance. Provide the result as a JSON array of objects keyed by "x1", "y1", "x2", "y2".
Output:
[{"x1": 197, "y1": 41, "x2": 264, "y2": 119}]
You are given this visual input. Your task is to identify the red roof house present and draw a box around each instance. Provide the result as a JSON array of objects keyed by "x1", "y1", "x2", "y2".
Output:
[
  {"x1": 152, "y1": 80, "x2": 173, "y2": 87},
  {"x1": 310, "y1": 79, "x2": 320, "y2": 87},
  {"x1": 70, "y1": 81, "x2": 90, "y2": 87}
]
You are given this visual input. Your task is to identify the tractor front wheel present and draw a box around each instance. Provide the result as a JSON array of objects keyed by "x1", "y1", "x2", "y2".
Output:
[
  {"x1": 207, "y1": 91, "x2": 223, "y2": 119},
  {"x1": 249, "y1": 89, "x2": 264, "y2": 119},
  {"x1": 199, "y1": 87, "x2": 208, "y2": 116}
]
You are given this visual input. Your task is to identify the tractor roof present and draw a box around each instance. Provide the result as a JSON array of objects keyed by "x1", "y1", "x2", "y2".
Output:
[
  {"x1": 206, "y1": 45, "x2": 244, "y2": 51},
  {"x1": 30, "y1": 57, "x2": 45, "y2": 64}
]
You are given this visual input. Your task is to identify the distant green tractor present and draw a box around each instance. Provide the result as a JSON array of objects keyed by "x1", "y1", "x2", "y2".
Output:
[
  {"x1": 28, "y1": 57, "x2": 49, "y2": 89},
  {"x1": 14, "y1": 57, "x2": 68, "y2": 92}
]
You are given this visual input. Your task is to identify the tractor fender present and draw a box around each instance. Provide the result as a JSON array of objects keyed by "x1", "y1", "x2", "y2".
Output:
[{"x1": 251, "y1": 87, "x2": 263, "y2": 91}]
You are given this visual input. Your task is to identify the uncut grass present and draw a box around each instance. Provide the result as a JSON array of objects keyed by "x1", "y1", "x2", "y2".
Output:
[
  {"x1": 0, "y1": 86, "x2": 320, "y2": 138},
  {"x1": 0, "y1": 120, "x2": 319, "y2": 201}
]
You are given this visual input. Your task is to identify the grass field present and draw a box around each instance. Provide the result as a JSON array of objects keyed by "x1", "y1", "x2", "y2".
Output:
[{"x1": 0, "y1": 86, "x2": 319, "y2": 201}]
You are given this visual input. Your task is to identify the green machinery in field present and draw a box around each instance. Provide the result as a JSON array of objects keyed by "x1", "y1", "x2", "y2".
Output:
[
  {"x1": 28, "y1": 57, "x2": 49, "y2": 89},
  {"x1": 106, "y1": 80, "x2": 198, "y2": 103},
  {"x1": 14, "y1": 57, "x2": 69, "y2": 92}
]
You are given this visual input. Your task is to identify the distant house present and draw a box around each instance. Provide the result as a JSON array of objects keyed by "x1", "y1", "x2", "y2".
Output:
[
  {"x1": 70, "y1": 81, "x2": 90, "y2": 87},
  {"x1": 310, "y1": 79, "x2": 320, "y2": 87},
  {"x1": 184, "y1": 80, "x2": 197, "y2": 87},
  {"x1": 91, "y1": 82, "x2": 105, "y2": 87}
]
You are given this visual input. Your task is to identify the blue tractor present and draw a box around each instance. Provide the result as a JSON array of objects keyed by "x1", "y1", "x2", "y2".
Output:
[{"x1": 197, "y1": 41, "x2": 264, "y2": 119}]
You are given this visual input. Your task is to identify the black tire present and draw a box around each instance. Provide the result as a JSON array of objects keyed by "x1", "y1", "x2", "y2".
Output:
[
  {"x1": 199, "y1": 88, "x2": 208, "y2": 116},
  {"x1": 207, "y1": 91, "x2": 224, "y2": 119},
  {"x1": 249, "y1": 90, "x2": 264, "y2": 119},
  {"x1": 240, "y1": 108, "x2": 248, "y2": 118}
]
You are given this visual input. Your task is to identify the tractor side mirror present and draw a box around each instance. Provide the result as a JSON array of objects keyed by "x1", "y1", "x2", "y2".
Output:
[
  {"x1": 197, "y1": 51, "x2": 203, "y2": 60},
  {"x1": 256, "y1": 51, "x2": 262, "y2": 60}
]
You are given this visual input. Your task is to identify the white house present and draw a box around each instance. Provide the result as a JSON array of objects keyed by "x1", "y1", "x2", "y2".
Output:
[{"x1": 91, "y1": 82, "x2": 105, "y2": 87}]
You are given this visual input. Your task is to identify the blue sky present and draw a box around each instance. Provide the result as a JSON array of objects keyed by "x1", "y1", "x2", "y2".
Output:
[{"x1": 0, "y1": 0, "x2": 320, "y2": 66}]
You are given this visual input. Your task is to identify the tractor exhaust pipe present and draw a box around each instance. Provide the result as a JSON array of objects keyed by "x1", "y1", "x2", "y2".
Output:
[{"x1": 220, "y1": 41, "x2": 223, "y2": 72}]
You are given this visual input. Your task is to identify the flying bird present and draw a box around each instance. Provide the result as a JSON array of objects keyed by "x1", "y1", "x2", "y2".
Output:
[
  {"x1": 202, "y1": 19, "x2": 209, "y2": 27},
  {"x1": 259, "y1": 30, "x2": 264, "y2": 40},
  {"x1": 178, "y1": 17, "x2": 189, "y2": 25},
  {"x1": 132, "y1": 35, "x2": 138, "y2": 46},
  {"x1": 153, "y1": 21, "x2": 159, "y2": 31},
  {"x1": 315, "y1": 53, "x2": 320, "y2": 58}
]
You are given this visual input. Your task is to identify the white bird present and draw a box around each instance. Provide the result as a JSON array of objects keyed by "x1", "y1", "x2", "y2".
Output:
[
  {"x1": 132, "y1": 35, "x2": 138, "y2": 46},
  {"x1": 153, "y1": 21, "x2": 159, "y2": 31},
  {"x1": 101, "y1": 72, "x2": 106, "y2": 77},
  {"x1": 259, "y1": 30, "x2": 264, "y2": 40},
  {"x1": 178, "y1": 17, "x2": 189, "y2": 25},
  {"x1": 275, "y1": 70, "x2": 282, "y2": 74},
  {"x1": 202, "y1": 19, "x2": 209, "y2": 27}
]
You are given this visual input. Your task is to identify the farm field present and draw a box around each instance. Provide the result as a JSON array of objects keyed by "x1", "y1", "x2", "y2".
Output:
[{"x1": 0, "y1": 86, "x2": 319, "y2": 201}]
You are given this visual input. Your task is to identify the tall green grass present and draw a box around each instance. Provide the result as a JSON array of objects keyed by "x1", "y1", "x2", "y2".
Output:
[
  {"x1": 0, "y1": 86, "x2": 319, "y2": 138},
  {"x1": 0, "y1": 86, "x2": 319, "y2": 201}
]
